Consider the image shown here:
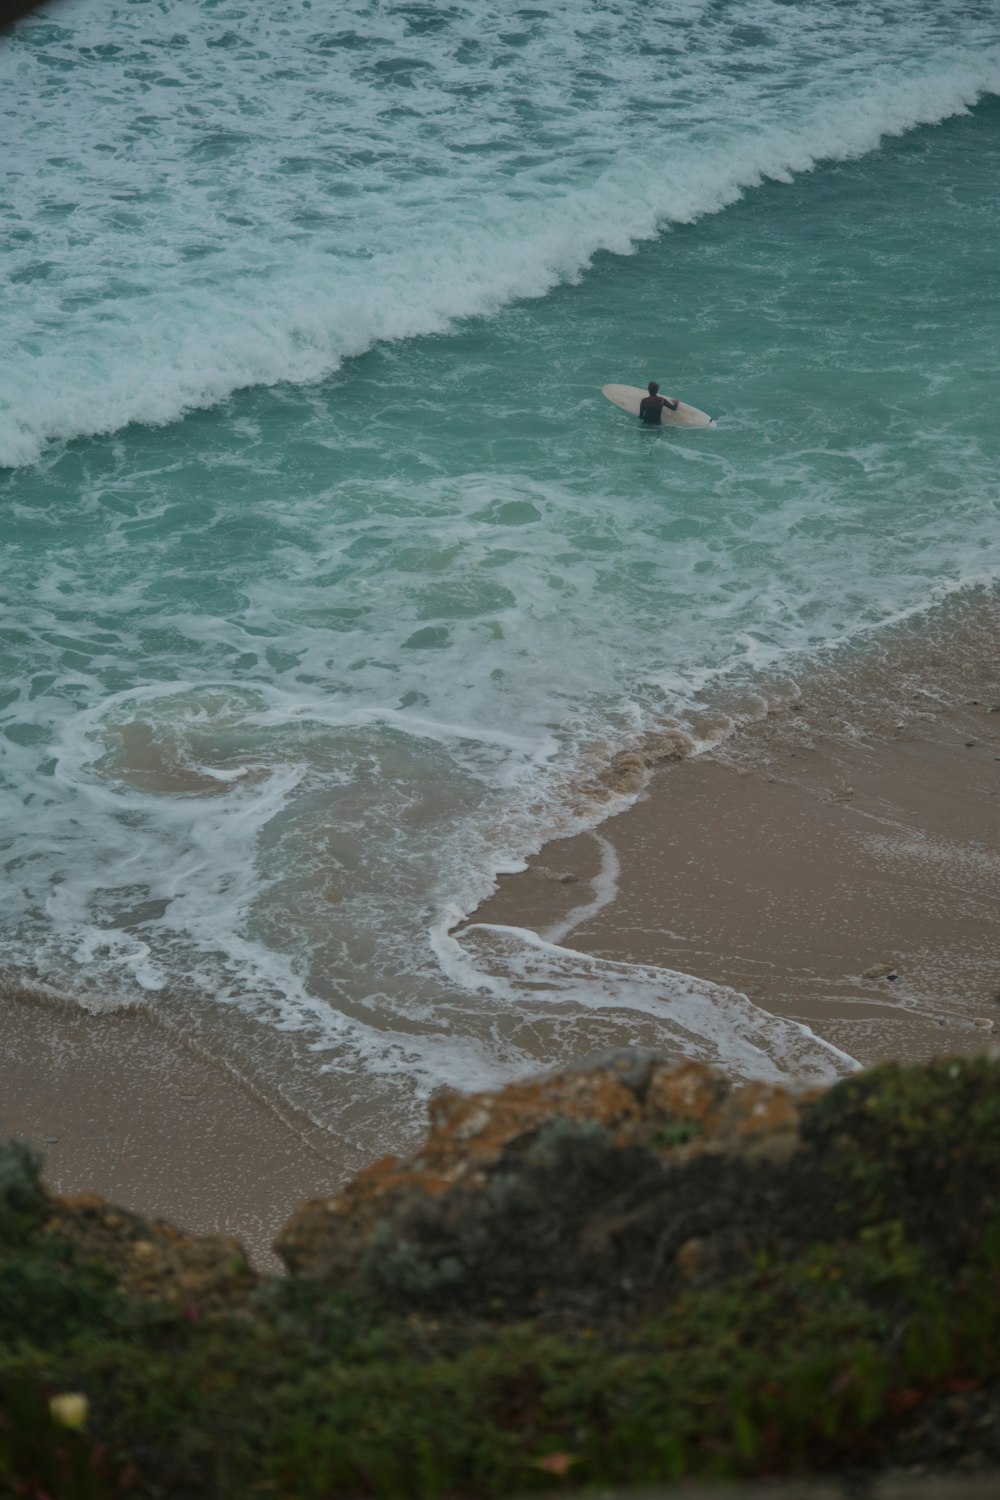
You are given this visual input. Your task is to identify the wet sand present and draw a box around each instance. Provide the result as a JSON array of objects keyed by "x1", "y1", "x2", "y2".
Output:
[
  {"x1": 3, "y1": 595, "x2": 998, "y2": 1265},
  {"x1": 0, "y1": 986, "x2": 341, "y2": 1271},
  {"x1": 467, "y1": 595, "x2": 1000, "y2": 1070}
]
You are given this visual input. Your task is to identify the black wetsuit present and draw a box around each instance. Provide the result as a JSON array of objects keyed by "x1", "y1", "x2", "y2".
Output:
[{"x1": 638, "y1": 394, "x2": 679, "y2": 424}]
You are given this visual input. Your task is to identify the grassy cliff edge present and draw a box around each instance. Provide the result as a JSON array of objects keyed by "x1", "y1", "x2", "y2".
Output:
[{"x1": 2, "y1": 1052, "x2": 999, "y2": 1498}]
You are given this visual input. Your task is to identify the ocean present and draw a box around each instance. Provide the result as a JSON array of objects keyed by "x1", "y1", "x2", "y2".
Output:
[{"x1": 2, "y1": 0, "x2": 999, "y2": 1168}]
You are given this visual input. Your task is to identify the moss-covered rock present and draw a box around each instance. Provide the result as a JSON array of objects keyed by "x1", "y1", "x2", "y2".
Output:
[{"x1": 276, "y1": 1053, "x2": 1000, "y2": 1322}]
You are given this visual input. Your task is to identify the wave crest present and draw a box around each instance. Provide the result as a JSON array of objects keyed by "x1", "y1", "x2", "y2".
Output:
[{"x1": 2, "y1": 0, "x2": 998, "y2": 465}]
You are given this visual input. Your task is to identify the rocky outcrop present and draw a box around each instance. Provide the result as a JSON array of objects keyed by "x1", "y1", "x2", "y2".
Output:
[
  {"x1": 274, "y1": 1048, "x2": 826, "y2": 1314},
  {"x1": 33, "y1": 1047, "x2": 1000, "y2": 1326},
  {"x1": 273, "y1": 1047, "x2": 1000, "y2": 1321},
  {"x1": 46, "y1": 1192, "x2": 257, "y2": 1309}
]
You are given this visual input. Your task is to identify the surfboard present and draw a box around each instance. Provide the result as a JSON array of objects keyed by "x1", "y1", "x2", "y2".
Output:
[{"x1": 602, "y1": 384, "x2": 715, "y2": 428}]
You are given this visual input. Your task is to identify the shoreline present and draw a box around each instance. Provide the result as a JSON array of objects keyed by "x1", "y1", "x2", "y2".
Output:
[
  {"x1": 3, "y1": 592, "x2": 998, "y2": 1262},
  {"x1": 465, "y1": 590, "x2": 1000, "y2": 1072}
]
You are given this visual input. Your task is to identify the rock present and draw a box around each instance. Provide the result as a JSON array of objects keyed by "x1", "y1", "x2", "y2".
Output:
[
  {"x1": 569, "y1": 1045, "x2": 665, "y2": 1098},
  {"x1": 271, "y1": 1051, "x2": 1000, "y2": 1323},
  {"x1": 974, "y1": 1018, "x2": 994, "y2": 1030},
  {"x1": 18, "y1": 1048, "x2": 1000, "y2": 1342},
  {"x1": 710, "y1": 1079, "x2": 806, "y2": 1162},
  {"x1": 645, "y1": 1057, "x2": 726, "y2": 1122},
  {"x1": 674, "y1": 1235, "x2": 706, "y2": 1280},
  {"x1": 47, "y1": 1193, "x2": 257, "y2": 1310},
  {"x1": 535, "y1": 865, "x2": 579, "y2": 884},
  {"x1": 274, "y1": 1051, "x2": 819, "y2": 1311},
  {"x1": 276, "y1": 1058, "x2": 652, "y2": 1283},
  {"x1": 863, "y1": 963, "x2": 899, "y2": 981}
]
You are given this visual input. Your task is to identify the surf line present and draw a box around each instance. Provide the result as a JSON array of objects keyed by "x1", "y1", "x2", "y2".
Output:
[{"x1": 432, "y1": 918, "x2": 861, "y2": 1083}]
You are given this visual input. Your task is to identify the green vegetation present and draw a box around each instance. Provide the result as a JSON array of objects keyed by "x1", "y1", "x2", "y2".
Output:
[
  {"x1": 2, "y1": 1059, "x2": 999, "y2": 1498},
  {"x1": 652, "y1": 1119, "x2": 702, "y2": 1149}
]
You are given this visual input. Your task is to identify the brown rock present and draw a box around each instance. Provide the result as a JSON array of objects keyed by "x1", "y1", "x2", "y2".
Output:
[
  {"x1": 674, "y1": 1235, "x2": 706, "y2": 1280},
  {"x1": 276, "y1": 1058, "x2": 647, "y2": 1279},
  {"x1": 640, "y1": 1063, "x2": 810, "y2": 1162},
  {"x1": 710, "y1": 1080, "x2": 807, "y2": 1162},
  {"x1": 274, "y1": 1050, "x2": 815, "y2": 1287},
  {"x1": 47, "y1": 1192, "x2": 256, "y2": 1310},
  {"x1": 272, "y1": 1049, "x2": 1000, "y2": 1322},
  {"x1": 644, "y1": 1059, "x2": 730, "y2": 1131}
]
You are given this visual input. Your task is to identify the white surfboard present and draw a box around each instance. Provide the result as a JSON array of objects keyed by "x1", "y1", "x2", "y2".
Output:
[{"x1": 602, "y1": 384, "x2": 715, "y2": 428}]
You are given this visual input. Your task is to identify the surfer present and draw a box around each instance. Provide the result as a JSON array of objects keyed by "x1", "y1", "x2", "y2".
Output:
[{"x1": 638, "y1": 382, "x2": 680, "y2": 424}]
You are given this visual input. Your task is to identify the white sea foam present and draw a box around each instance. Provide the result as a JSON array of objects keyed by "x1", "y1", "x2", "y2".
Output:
[
  {"x1": 436, "y1": 922, "x2": 859, "y2": 1086},
  {"x1": 2, "y1": 1, "x2": 999, "y2": 463},
  {"x1": 542, "y1": 834, "x2": 621, "y2": 946}
]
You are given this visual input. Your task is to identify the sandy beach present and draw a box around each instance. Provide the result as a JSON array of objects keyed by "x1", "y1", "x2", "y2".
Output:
[
  {"x1": 3, "y1": 595, "x2": 998, "y2": 1267},
  {"x1": 0, "y1": 986, "x2": 340, "y2": 1271},
  {"x1": 468, "y1": 593, "x2": 1000, "y2": 1071}
]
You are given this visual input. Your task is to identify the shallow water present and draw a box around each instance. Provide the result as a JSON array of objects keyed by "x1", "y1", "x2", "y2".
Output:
[{"x1": 2, "y1": 1, "x2": 999, "y2": 1163}]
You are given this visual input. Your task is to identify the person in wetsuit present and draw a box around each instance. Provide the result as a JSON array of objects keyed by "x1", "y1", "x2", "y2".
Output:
[{"x1": 638, "y1": 381, "x2": 680, "y2": 424}]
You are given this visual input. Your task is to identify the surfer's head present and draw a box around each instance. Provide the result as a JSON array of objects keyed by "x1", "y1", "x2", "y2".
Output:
[{"x1": 648, "y1": 382, "x2": 659, "y2": 395}]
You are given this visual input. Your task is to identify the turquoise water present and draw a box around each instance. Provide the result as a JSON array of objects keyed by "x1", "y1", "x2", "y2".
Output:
[{"x1": 2, "y1": 1, "x2": 999, "y2": 1157}]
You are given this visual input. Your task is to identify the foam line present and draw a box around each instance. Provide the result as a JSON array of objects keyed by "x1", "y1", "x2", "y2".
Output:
[
  {"x1": 434, "y1": 920, "x2": 860, "y2": 1086},
  {"x1": 542, "y1": 834, "x2": 621, "y2": 946}
]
